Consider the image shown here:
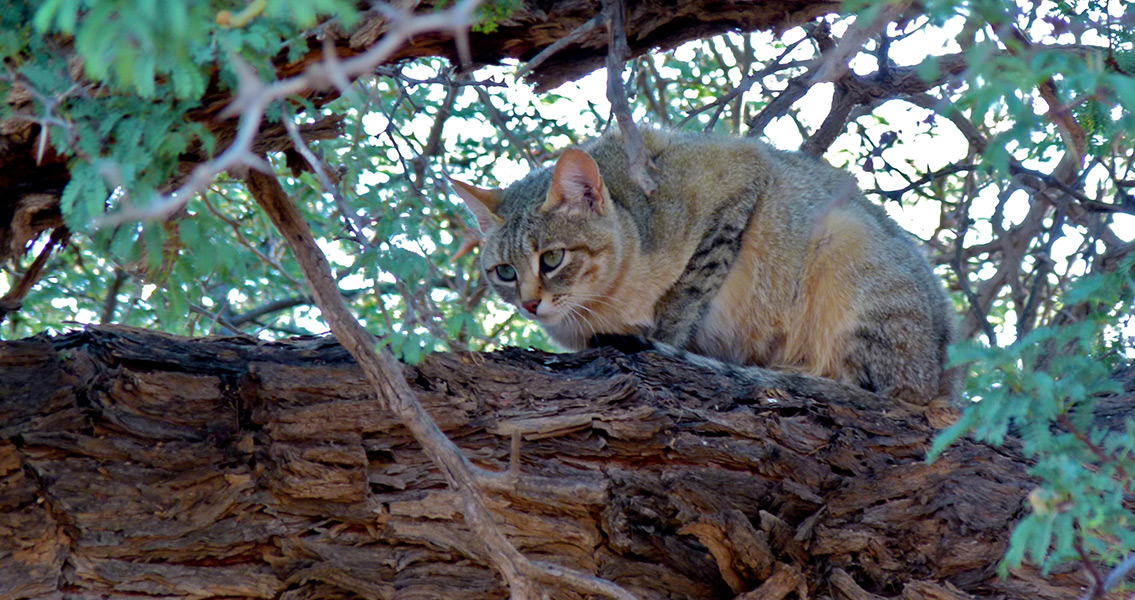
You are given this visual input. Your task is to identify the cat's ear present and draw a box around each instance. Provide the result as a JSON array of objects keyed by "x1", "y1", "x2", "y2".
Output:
[
  {"x1": 450, "y1": 177, "x2": 503, "y2": 232},
  {"x1": 542, "y1": 148, "x2": 608, "y2": 216}
]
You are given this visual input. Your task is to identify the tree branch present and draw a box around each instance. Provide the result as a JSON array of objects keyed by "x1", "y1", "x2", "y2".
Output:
[
  {"x1": 91, "y1": 0, "x2": 481, "y2": 229},
  {"x1": 603, "y1": 0, "x2": 656, "y2": 196},
  {"x1": 0, "y1": 227, "x2": 68, "y2": 328},
  {"x1": 244, "y1": 165, "x2": 640, "y2": 599}
]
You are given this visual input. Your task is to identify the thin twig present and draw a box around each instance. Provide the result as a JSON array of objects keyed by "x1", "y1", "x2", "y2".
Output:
[
  {"x1": 873, "y1": 163, "x2": 979, "y2": 200},
  {"x1": 0, "y1": 227, "x2": 69, "y2": 326},
  {"x1": 952, "y1": 188, "x2": 999, "y2": 344},
  {"x1": 676, "y1": 44, "x2": 807, "y2": 129},
  {"x1": 516, "y1": 14, "x2": 605, "y2": 80},
  {"x1": 602, "y1": 0, "x2": 655, "y2": 195},
  {"x1": 200, "y1": 192, "x2": 303, "y2": 287},
  {"x1": 473, "y1": 85, "x2": 540, "y2": 168},
  {"x1": 92, "y1": 0, "x2": 481, "y2": 228},
  {"x1": 282, "y1": 116, "x2": 371, "y2": 248},
  {"x1": 809, "y1": 1, "x2": 910, "y2": 85}
]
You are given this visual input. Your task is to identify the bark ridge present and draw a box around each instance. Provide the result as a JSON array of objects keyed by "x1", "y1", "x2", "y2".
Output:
[{"x1": 0, "y1": 326, "x2": 1088, "y2": 599}]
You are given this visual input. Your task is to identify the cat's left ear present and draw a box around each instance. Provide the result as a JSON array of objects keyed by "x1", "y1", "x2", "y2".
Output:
[
  {"x1": 542, "y1": 148, "x2": 608, "y2": 216},
  {"x1": 449, "y1": 177, "x2": 503, "y2": 232}
]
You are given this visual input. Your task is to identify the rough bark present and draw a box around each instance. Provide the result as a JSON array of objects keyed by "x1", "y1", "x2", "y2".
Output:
[{"x1": 0, "y1": 326, "x2": 1099, "y2": 599}]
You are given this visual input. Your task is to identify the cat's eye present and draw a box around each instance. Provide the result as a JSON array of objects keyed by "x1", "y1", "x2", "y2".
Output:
[
  {"x1": 494, "y1": 264, "x2": 517, "y2": 282},
  {"x1": 540, "y1": 249, "x2": 565, "y2": 273}
]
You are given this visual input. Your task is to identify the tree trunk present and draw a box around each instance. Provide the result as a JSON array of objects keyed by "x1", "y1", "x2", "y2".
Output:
[{"x1": 0, "y1": 326, "x2": 1091, "y2": 599}]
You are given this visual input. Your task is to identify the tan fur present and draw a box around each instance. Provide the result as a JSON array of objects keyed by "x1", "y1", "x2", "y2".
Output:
[{"x1": 454, "y1": 129, "x2": 959, "y2": 404}]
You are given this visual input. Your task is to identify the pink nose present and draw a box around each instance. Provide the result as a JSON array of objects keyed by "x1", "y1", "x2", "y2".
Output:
[{"x1": 522, "y1": 299, "x2": 540, "y2": 315}]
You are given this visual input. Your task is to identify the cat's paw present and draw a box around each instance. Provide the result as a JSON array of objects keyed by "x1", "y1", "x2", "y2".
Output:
[{"x1": 589, "y1": 333, "x2": 655, "y2": 354}]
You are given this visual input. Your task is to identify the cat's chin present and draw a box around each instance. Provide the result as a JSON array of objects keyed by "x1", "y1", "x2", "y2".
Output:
[{"x1": 536, "y1": 316, "x2": 592, "y2": 351}]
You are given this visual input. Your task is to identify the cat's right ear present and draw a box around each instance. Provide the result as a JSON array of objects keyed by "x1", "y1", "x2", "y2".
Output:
[
  {"x1": 449, "y1": 177, "x2": 503, "y2": 232},
  {"x1": 543, "y1": 148, "x2": 608, "y2": 216}
]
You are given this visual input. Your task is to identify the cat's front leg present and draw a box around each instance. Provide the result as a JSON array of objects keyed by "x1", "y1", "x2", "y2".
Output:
[{"x1": 587, "y1": 330, "x2": 655, "y2": 354}]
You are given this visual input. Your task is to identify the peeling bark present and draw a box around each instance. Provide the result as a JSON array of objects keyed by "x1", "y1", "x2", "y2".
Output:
[{"x1": 0, "y1": 326, "x2": 1099, "y2": 599}]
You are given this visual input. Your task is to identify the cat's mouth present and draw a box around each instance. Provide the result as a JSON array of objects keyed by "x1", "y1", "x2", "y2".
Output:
[{"x1": 520, "y1": 301, "x2": 561, "y2": 322}]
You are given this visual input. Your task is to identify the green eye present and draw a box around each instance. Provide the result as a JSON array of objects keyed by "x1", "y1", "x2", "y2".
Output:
[
  {"x1": 540, "y1": 249, "x2": 565, "y2": 272},
  {"x1": 494, "y1": 264, "x2": 517, "y2": 282}
]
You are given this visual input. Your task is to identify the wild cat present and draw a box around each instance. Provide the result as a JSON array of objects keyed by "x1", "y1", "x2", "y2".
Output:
[{"x1": 452, "y1": 129, "x2": 957, "y2": 405}]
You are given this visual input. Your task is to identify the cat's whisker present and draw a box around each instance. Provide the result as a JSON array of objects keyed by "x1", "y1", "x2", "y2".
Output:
[{"x1": 572, "y1": 302, "x2": 620, "y2": 338}]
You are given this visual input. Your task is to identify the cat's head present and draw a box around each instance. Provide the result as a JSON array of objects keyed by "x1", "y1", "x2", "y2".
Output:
[{"x1": 452, "y1": 148, "x2": 627, "y2": 327}]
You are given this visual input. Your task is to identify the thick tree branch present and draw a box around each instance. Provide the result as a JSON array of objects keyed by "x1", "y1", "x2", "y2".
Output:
[{"x1": 1, "y1": 326, "x2": 1111, "y2": 598}]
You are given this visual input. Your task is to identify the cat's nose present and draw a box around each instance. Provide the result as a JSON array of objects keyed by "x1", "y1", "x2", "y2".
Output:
[{"x1": 522, "y1": 299, "x2": 540, "y2": 315}]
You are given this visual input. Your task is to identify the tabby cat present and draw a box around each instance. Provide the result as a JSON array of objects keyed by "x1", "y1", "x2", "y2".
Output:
[{"x1": 452, "y1": 129, "x2": 957, "y2": 404}]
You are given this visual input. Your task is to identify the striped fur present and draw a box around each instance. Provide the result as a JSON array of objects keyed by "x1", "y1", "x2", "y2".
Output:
[{"x1": 453, "y1": 129, "x2": 959, "y2": 405}]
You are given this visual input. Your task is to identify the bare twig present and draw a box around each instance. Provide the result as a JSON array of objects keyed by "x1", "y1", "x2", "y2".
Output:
[
  {"x1": 809, "y1": 0, "x2": 910, "y2": 85},
  {"x1": 92, "y1": 0, "x2": 481, "y2": 228},
  {"x1": 677, "y1": 43, "x2": 807, "y2": 129},
  {"x1": 224, "y1": 289, "x2": 364, "y2": 327},
  {"x1": 412, "y1": 78, "x2": 461, "y2": 185},
  {"x1": 952, "y1": 188, "x2": 999, "y2": 344},
  {"x1": 473, "y1": 85, "x2": 540, "y2": 168},
  {"x1": 282, "y1": 116, "x2": 371, "y2": 248},
  {"x1": 99, "y1": 269, "x2": 127, "y2": 323},
  {"x1": 516, "y1": 14, "x2": 605, "y2": 79},
  {"x1": 746, "y1": 23, "x2": 834, "y2": 137},
  {"x1": 0, "y1": 227, "x2": 69, "y2": 327},
  {"x1": 200, "y1": 192, "x2": 303, "y2": 288},
  {"x1": 873, "y1": 163, "x2": 979, "y2": 201},
  {"x1": 602, "y1": 0, "x2": 656, "y2": 196}
]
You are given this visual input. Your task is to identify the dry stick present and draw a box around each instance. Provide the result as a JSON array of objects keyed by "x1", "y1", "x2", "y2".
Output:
[
  {"x1": 472, "y1": 85, "x2": 540, "y2": 168},
  {"x1": 602, "y1": 0, "x2": 655, "y2": 196},
  {"x1": 874, "y1": 162, "x2": 979, "y2": 200},
  {"x1": 1006, "y1": 25, "x2": 1088, "y2": 164},
  {"x1": 413, "y1": 79, "x2": 460, "y2": 186},
  {"x1": 676, "y1": 43, "x2": 807, "y2": 129},
  {"x1": 244, "y1": 168, "x2": 639, "y2": 600},
  {"x1": 0, "y1": 227, "x2": 69, "y2": 326},
  {"x1": 746, "y1": 24, "x2": 833, "y2": 137},
  {"x1": 799, "y1": 83, "x2": 856, "y2": 157},
  {"x1": 245, "y1": 167, "x2": 536, "y2": 596},
  {"x1": 200, "y1": 192, "x2": 304, "y2": 288},
  {"x1": 99, "y1": 269, "x2": 127, "y2": 323},
  {"x1": 92, "y1": 0, "x2": 480, "y2": 229},
  {"x1": 1016, "y1": 199, "x2": 1067, "y2": 337},
  {"x1": 515, "y1": 13, "x2": 605, "y2": 80},
  {"x1": 808, "y1": 0, "x2": 910, "y2": 85},
  {"x1": 952, "y1": 188, "x2": 999, "y2": 344},
  {"x1": 282, "y1": 117, "x2": 371, "y2": 248}
]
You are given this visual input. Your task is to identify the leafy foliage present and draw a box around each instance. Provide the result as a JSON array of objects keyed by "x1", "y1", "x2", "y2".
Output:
[{"x1": 932, "y1": 256, "x2": 1135, "y2": 576}]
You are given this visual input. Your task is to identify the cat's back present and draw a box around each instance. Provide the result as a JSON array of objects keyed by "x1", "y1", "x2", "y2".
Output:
[
  {"x1": 617, "y1": 130, "x2": 957, "y2": 403},
  {"x1": 681, "y1": 139, "x2": 958, "y2": 403}
]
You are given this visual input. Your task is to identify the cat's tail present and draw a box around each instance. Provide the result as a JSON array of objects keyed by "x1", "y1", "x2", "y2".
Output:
[{"x1": 590, "y1": 333, "x2": 893, "y2": 410}]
